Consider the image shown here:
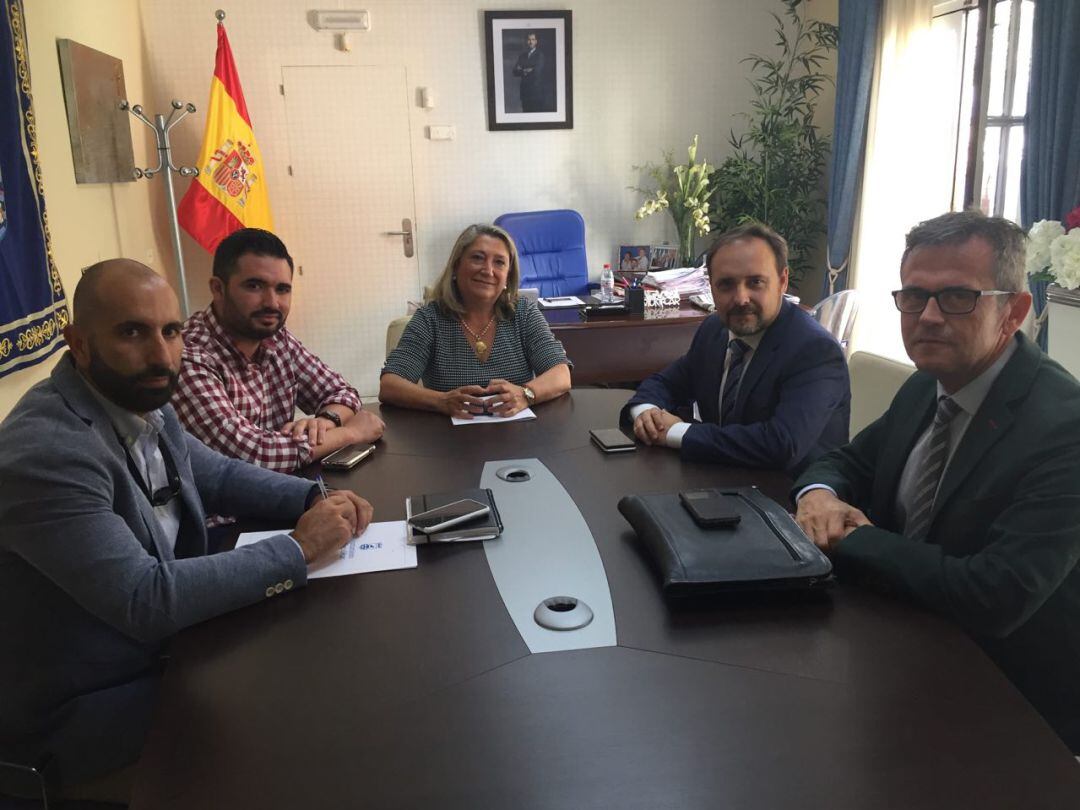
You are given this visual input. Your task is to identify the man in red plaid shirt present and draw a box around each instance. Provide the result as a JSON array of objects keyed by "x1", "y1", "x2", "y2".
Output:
[{"x1": 173, "y1": 228, "x2": 384, "y2": 471}]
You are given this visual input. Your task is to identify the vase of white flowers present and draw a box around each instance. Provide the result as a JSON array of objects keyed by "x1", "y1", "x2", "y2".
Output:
[
  {"x1": 1026, "y1": 206, "x2": 1080, "y2": 347},
  {"x1": 632, "y1": 136, "x2": 714, "y2": 267}
]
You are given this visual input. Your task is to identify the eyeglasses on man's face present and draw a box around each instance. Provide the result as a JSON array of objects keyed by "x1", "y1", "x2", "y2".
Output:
[{"x1": 891, "y1": 287, "x2": 1014, "y2": 315}]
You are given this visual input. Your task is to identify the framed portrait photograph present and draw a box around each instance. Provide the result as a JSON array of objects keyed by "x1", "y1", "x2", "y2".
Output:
[
  {"x1": 618, "y1": 245, "x2": 651, "y2": 272},
  {"x1": 484, "y1": 10, "x2": 573, "y2": 131},
  {"x1": 649, "y1": 245, "x2": 677, "y2": 270}
]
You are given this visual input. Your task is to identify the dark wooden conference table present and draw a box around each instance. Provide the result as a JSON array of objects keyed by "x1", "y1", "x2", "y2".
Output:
[
  {"x1": 543, "y1": 303, "x2": 708, "y2": 384},
  {"x1": 132, "y1": 390, "x2": 1080, "y2": 809}
]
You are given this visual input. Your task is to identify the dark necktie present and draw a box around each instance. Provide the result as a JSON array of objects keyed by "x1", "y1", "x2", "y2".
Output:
[
  {"x1": 720, "y1": 339, "x2": 750, "y2": 424},
  {"x1": 905, "y1": 395, "x2": 962, "y2": 541}
]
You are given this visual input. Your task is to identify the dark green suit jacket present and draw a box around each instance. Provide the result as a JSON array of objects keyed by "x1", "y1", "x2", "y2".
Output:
[{"x1": 794, "y1": 334, "x2": 1080, "y2": 752}]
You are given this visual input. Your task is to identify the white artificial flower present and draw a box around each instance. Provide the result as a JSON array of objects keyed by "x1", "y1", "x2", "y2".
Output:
[
  {"x1": 1026, "y1": 219, "x2": 1066, "y2": 276},
  {"x1": 1049, "y1": 230, "x2": 1080, "y2": 290}
]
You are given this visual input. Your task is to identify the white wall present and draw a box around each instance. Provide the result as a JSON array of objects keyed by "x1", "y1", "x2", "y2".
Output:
[
  {"x1": 0, "y1": 0, "x2": 838, "y2": 417},
  {"x1": 137, "y1": 0, "x2": 838, "y2": 311},
  {"x1": 0, "y1": 0, "x2": 167, "y2": 417}
]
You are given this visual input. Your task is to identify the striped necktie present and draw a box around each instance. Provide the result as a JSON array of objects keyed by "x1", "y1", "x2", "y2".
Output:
[
  {"x1": 905, "y1": 395, "x2": 962, "y2": 541},
  {"x1": 720, "y1": 339, "x2": 750, "y2": 424}
]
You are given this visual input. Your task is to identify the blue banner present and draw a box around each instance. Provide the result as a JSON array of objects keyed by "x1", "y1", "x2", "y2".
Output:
[{"x1": 0, "y1": 0, "x2": 67, "y2": 379}]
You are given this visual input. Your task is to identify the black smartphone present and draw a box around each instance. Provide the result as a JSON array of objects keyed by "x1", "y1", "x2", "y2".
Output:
[
  {"x1": 321, "y1": 443, "x2": 375, "y2": 471},
  {"x1": 589, "y1": 428, "x2": 637, "y2": 453},
  {"x1": 407, "y1": 498, "x2": 491, "y2": 534},
  {"x1": 467, "y1": 396, "x2": 506, "y2": 416},
  {"x1": 679, "y1": 489, "x2": 742, "y2": 528}
]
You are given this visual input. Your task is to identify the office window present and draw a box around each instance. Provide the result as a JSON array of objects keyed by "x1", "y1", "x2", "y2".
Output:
[{"x1": 932, "y1": 0, "x2": 1035, "y2": 223}]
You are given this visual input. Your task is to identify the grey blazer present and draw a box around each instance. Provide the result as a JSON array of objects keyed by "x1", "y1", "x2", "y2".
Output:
[{"x1": 0, "y1": 354, "x2": 313, "y2": 784}]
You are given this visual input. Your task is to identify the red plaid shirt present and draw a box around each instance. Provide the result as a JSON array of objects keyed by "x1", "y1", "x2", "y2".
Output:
[{"x1": 173, "y1": 307, "x2": 362, "y2": 471}]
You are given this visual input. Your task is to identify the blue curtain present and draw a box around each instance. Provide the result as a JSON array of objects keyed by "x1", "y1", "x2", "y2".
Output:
[
  {"x1": 0, "y1": 0, "x2": 67, "y2": 380},
  {"x1": 1020, "y1": 0, "x2": 1080, "y2": 351},
  {"x1": 822, "y1": 0, "x2": 882, "y2": 299}
]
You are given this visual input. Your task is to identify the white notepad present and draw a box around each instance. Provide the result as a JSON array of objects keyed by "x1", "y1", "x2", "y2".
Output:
[
  {"x1": 451, "y1": 407, "x2": 536, "y2": 426},
  {"x1": 236, "y1": 520, "x2": 416, "y2": 579}
]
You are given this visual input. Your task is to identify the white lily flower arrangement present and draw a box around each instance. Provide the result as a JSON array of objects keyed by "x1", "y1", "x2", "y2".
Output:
[{"x1": 632, "y1": 136, "x2": 714, "y2": 266}]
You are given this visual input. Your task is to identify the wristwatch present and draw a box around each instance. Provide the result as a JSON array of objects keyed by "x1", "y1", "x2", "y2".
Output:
[
  {"x1": 522, "y1": 386, "x2": 536, "y2": 404},
  {"x1": 316, "y1": 410, "x2": 342, "y2": 428}
]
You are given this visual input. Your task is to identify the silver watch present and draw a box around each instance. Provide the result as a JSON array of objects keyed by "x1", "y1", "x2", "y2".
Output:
[{"x1": 523, "y1": 386, "x2": 536, "y2": 403}]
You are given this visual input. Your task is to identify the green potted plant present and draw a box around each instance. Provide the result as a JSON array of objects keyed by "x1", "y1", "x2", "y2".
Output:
[{"x1": 710, "y1": 0, "x2": 837, "y2": 288}]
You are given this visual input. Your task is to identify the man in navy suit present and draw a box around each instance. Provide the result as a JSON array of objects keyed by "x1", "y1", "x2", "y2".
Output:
[{"x1": 621, "y1": 223, "x2": 850, "y2": 474}]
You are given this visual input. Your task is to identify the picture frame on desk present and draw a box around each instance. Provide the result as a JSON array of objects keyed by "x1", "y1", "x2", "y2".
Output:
[
  {"x1": 485, "y1": 10, "x2": 573, "y2": 131},
  {"x1": 618, "y1": 244, "x2": 677, "y2": 272},
  {"x1": 649, "y1": 245, "x2": 677, "y2": 270},
  {"x1": 619, "y1": 245, "x2": 651, "y2": 272}
]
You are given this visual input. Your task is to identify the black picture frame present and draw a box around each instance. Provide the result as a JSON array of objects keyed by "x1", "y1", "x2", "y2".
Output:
[{"x1": 484, "y1": 10, "x2": 573, "y2": 131}]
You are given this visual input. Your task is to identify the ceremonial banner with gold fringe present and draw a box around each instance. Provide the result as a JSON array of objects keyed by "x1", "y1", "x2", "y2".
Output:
[
  {"x1": 0, "y1": 0, "x2": 68, "y2": 379},
  {"x1": 177, "y1": 21, "x2": 273, "y2": 253}
]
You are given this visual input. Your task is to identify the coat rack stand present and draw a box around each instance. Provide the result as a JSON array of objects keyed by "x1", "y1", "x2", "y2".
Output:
[{"x1": 120, "y1": 98, "x2": 200, "y2": 317}]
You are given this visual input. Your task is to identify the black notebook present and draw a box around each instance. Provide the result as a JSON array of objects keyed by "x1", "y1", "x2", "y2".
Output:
[
  {"x1": 618, "y1": 486, "x2": 832, "y2": 596},
  {"x1": 405, "y1": 488, "x2": 503, "y2": 545}
]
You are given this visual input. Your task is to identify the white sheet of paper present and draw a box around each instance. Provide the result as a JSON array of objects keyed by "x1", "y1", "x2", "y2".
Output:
[
  {"x1": 537, "y1": 296, "x2": 584, "y2": 308},
  {"x1": 451, "y1": 406, "x2": 536, "y2": 426},
  {"x1": 235, "y1": 521, "x2": 416, "y2": 579}
]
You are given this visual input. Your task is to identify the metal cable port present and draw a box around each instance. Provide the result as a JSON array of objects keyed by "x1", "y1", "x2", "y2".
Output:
[
  {"x1": 533, "y1": 596, "x2": 594, "y2": 631},
  {"x1": 495, "y1": 466, "x2": 532, "y2": 483}
]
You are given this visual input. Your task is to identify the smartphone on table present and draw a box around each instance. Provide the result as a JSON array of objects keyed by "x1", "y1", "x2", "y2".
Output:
[
  {"x1": 589, "y1": 428, "x2": 637, "y2": 453},
  {"x1": 407, "y1": 498, "x2": 491, "y2": 534},
  {"x1": 321, "y1": 443, "x2": 375, "y2": 471},
  {"x1": 467, "y1": 396, "x2": 505, "y2": 416}
]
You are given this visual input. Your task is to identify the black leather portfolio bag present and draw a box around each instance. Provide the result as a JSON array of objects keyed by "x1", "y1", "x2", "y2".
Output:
[{"x1": 618, "y1": 486, "x2": 832, "y2": 596}]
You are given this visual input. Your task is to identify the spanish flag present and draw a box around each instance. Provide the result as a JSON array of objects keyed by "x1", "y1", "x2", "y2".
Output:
[{"x1": 177, "y1": 22, "x2": 273, "y2": 253}]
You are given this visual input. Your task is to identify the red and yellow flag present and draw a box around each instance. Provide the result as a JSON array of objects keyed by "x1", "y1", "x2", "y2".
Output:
[{"x1": 178, "y1": 22, "x2": 273, "y2": 254}]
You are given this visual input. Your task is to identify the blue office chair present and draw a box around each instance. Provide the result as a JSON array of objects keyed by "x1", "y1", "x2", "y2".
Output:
[{"x1": 494, "y1": 209, "x2": 590, "y2": 298}]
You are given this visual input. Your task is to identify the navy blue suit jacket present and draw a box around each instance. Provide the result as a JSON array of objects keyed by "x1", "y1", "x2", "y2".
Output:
[{"x1": 621, "y1": 300, "x2": 850, "y2": 474}]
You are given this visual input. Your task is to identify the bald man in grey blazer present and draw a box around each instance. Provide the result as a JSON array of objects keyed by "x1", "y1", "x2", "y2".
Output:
[{"x1": 0, "y1": 260, "x2": 372, "y2": 801}]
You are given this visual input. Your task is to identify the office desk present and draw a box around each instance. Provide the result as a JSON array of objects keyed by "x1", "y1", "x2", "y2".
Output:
[
  {"x1": 544, "y1": 304, "x2": 707, "y2": 384},
  {"x1": 132, "y1": 391, "x2": 1080, "y2": 809}
]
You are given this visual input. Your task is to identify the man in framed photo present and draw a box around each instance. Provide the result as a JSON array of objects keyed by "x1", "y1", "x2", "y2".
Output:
[{"x1": 513, "y1": 32, "x2": 547, "y2": 112}]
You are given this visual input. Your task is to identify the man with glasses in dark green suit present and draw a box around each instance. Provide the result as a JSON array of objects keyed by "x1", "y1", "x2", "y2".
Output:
[{"x1": 793, "y1": 210, "x2": 1080, "y2": 754}]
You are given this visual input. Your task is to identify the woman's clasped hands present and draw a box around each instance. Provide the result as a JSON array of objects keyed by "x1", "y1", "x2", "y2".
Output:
[{"x1": 442, "y1": 379, "x2": 530, "y2": 419}]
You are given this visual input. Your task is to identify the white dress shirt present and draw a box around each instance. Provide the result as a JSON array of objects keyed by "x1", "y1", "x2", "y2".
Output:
[
  {"x1": 84, "y1": 380, "x2": 182, "y2": 552},
  {"x1": 630, "y1": 330, "x2": 764, "y2": 448}
]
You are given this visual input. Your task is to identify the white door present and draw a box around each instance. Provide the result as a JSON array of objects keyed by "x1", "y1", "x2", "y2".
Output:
[{"x1": 281, "y1": 65, "x2": 419, "y2": 398}]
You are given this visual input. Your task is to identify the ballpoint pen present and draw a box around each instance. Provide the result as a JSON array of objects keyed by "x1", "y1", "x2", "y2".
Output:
[{"x1": 316, "y1": 474, "x2": 330, "y2": 500}]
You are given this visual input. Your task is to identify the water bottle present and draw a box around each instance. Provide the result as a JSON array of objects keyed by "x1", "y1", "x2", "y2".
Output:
[{"x1": 599, "y1": 263, "x2": 615, "y2": 302}]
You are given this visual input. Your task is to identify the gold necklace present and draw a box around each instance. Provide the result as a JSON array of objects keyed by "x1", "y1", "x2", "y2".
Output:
[{"x1": 460, "y1": 314, "x2": 496, "y2": 356}]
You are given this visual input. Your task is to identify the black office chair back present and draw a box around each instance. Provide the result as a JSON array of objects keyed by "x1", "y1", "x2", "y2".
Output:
[{"x1": 0, "y1": 758, "x2": 49, "y2": 808}]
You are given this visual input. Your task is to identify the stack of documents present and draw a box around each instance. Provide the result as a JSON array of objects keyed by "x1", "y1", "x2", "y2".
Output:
[{"x1": 642, "y1": 267, "x2": 711, "y2": 296}]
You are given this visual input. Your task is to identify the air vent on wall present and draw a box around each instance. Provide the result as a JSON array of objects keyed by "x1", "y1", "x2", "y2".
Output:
[{"x1": 309, "y1": 10, "x2": 370, "y2": 31}]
